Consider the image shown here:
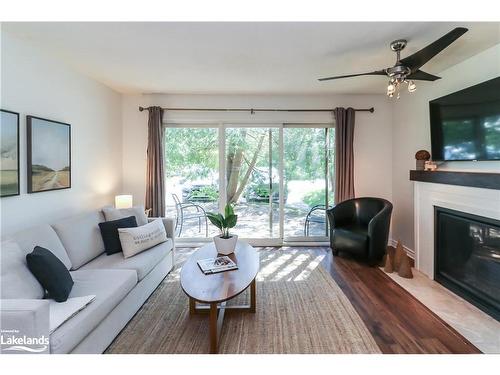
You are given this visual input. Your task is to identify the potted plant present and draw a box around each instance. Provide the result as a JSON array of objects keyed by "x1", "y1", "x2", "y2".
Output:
[{"x1": 206, "y1": 204, "x2": 238, "y2": 255}]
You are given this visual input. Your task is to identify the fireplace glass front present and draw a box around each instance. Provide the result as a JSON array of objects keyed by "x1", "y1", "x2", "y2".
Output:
[{"x1": 435, "y1": 206, "x2": 500, "y2": 321}]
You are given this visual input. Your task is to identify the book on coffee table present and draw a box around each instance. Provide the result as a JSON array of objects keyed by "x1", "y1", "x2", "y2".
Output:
[{"x1": 197, "y1": 256, "x2": 238, "y2": 274}]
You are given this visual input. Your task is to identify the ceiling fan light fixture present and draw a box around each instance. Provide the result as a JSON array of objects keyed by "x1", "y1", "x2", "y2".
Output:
[
  {"x1": 408, "y1": 80, "x2": 417, "y2": 93},
  {"x1": 387, "y1": 82, "x2": 395, "y2": 96},
  {"x1": 318, "y1": 28, "x2": 468, "y2": 100}
]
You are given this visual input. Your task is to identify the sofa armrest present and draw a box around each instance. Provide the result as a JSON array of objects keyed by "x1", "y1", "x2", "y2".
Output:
[
  {"x1": 0, "y1": 299, "x2": 50, "y2": 354},
  {"x1": 149, "y1": 217, "x2": 175, "y2": 249}
]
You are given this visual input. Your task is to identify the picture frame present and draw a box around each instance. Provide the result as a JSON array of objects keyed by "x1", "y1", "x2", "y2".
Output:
[
  {"x1": 27, "y1": 115, "x2": 71, "y2": 193},
  {"x1": 0, "y1": 109, "x2": 20, "y2": 197}
]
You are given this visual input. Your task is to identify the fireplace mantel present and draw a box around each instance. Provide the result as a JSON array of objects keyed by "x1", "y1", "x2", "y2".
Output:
[{"x1": 410, "y1": 170, "x2": 500, "y2": 190}]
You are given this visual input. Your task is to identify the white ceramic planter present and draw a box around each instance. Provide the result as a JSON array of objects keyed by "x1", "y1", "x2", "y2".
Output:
[{"x1": 213, "y1": 235, "x2": 238, "y2": 255}]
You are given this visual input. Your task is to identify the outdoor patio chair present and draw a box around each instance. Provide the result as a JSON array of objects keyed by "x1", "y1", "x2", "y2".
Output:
[
  {"x1": 172, "y1": 193, "x2": 209, "y2": 237},
  {"x1": 304, "y1": 205, "x2": 327, "y2": 236}
]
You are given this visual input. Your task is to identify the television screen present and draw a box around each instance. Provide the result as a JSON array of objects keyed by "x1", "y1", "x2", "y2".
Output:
[{"x1": 429, "y1": 77, "x2": 500, "y2": 161}]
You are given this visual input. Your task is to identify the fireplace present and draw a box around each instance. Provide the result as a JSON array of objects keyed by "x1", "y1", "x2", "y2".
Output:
[{"x1": 435, "y1": 206, "x2": 500, "y2": 321}]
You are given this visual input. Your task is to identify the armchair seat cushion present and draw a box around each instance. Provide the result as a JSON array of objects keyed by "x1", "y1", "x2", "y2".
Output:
[{"x1": 332, "y1": 224, "x2": 369, "y2": 256}]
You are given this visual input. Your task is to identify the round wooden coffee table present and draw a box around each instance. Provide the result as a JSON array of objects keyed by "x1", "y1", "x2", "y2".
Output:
[{"x1": 180, "y1": 241, "x2": 259, "y2": 353}]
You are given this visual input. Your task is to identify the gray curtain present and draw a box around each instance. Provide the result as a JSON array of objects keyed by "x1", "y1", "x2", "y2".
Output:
[
  {"x1": 333, "y1": 107, "x2": 355, "y2": 203},
  {"x1": 145, "y1": 106, "x2": 165, "y2": 217}
]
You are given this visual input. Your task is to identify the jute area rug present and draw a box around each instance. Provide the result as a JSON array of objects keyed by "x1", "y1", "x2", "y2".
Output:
[{"x1": 106, "y1": 248, "x2": 381, "y2": 354}]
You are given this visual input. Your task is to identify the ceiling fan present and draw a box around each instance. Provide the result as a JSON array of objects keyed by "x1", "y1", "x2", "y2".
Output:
[{"x1": 318, "y1": 27, "x2": 468, "y2": 98}]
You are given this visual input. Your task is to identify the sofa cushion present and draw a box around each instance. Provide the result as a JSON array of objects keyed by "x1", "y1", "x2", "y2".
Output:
[
  {"x1": 102, "y1": 205, "x2": 148, "y2": 226},
  {"x1": 27, "y1": 246, "x2": 74, "y2": 302},
  {"x1": 80, "y1": 239, "x2": 173, "y2": 281},
  {"x1": 52, "y1": 211, "x2": 105, "y2": 270},
  {"x1": 49, "y1": 295, "x2": 95, "y2": 333},
  {"x1": 99, "y1": 215, "x2": 138, "y2": 255},
  {"x1": 1, "y1": 240, "x2": 44, "y2": 299},
  {"x1": 50, "y1": 269, "x2": 137, "y2": 354},
  {"x1": 5, "y1": 224, "x2": 72, "y2": 270}
]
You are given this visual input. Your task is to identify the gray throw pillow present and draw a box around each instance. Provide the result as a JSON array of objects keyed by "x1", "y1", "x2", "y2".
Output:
[{"x1": 102, "y1": 205, "x2": 148, "y2": 226}]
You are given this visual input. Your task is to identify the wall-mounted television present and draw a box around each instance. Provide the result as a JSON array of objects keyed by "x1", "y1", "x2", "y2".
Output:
[{"x1": 429, "y1": 77, "x2": 500, "y2": 161}]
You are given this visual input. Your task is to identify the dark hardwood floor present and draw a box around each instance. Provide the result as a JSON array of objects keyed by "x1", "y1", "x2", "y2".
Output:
[{"x1": 312, "y1": 246, "x2": 481, "y2": 354}]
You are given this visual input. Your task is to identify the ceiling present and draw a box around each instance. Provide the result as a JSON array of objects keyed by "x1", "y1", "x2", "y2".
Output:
[{"x1": 3, "y1": 22, "x2": 499, "y2": 95}]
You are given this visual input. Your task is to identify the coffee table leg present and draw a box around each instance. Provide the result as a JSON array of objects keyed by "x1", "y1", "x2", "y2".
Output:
[
  {"x1": 209, "y1": 303, "x2": 218, "y2": 354},
  {"x1": 189, "y1": 297, "x2": 196, "y2": 315},
  {"x1": 250, "y1": 279, "x2": 256, "y2": 313}
]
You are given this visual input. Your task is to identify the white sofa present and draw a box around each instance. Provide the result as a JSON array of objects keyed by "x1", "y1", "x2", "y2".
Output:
[{"x1": 0, "y1": 209, "x2": 175, "y2": 354}]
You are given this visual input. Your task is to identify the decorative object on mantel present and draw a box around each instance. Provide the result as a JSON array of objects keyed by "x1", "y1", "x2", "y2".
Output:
[
  {"x1": 383, "y1": 252, "x2": 394, "y2": 273},
  {"x1": 206, "y1": 203, "x2": 238, "y2": 255},
  {"x1": 397, "y1": 251, "x2": 414, "y2": 279},
  {"x1": 393, "y1": 241, "x2": 405, "y2": 272},
  {"x1": 424, "y1": 160, "x2": 438, "y2": 171},
  {"x1": 415, "y1": 149, "x2": 431, "y2": 171}
]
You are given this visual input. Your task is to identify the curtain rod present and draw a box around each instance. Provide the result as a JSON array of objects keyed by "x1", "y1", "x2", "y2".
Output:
[{"x1": 138, "y1": 106, "x2": 374, "y2": 113}]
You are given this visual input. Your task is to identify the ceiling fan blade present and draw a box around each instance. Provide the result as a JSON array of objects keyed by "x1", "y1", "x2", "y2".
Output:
[
  {"x1": 406, "y1": 70, "x2": 441, "y2": 81},
  {"x1": 400, "y1": 27, "x2": 468, "y2": 71},
  {"x1": 318, "y1": 70, "x2": 387, "y2": 81}
]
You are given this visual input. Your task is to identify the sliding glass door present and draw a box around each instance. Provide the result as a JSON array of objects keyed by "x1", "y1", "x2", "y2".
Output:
[
  {"x1": 283, "y1": 126, "x2": 334, "y2": 241},
  {"x1": 165, "y1": 123, "x2": 333, "y2": 243},
  {"x1": 225, "y1": 127, "x2": 280, "y2": 240},
  {"x1": 165, "y1": 126, "x2": 219, "y2": 239}
]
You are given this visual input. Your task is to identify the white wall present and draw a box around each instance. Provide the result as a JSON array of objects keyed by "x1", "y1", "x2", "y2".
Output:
[
  {"x1": 392, "y1": 44, "x2": 500, "y2": 250},
  {"x1": 122, "y1": 93, "x2": 393, "y2": 212},
  {"x1": 0, "y1": 32, "x2": 123, "y2": 235}
]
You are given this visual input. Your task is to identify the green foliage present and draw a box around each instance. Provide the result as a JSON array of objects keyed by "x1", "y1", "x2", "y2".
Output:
[
  {"x1": 206, "y1": 203, "x2": 238, "y2": 238},
  {"x1": 188, "y1": 185, "x2": 218, "y2": 202},
  {"x1": 283, "y1": 128, "x2": 335, "y2": 181},
  {"x1": 303, "y1": 188, "x2": 335, "y2": 207},
  {"x1": 165, "y1": 128, "x2": 218, "y2": 179},
  {"x1": 165, "y1": 127, "x2": 336, "y2": 206},
  {"x1": 303, "y1": 189, "x2": 326, "y2": 207}
]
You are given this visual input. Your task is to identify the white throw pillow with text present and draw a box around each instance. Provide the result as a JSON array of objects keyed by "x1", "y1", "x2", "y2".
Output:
[{"x1": 118, "y1": 219, "x2": 167, "y2": 258}]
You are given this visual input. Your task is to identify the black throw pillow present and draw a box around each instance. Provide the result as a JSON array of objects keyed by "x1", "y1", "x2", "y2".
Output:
[
  {"x1": 99, "y1": 215, "x2": 138, "y2": 255},
  {"x1": 26, "y1": 246, "x2": 74, "y2": 302}
]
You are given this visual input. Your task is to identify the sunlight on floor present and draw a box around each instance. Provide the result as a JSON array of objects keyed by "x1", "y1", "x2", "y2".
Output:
[
  {"x1": 168, "y1": 248, "x2": 326, "y2": 283},
  {"x1": 256, "y1": 250, "x2": 296, "y2": 281},
  {"x1": 256, "y1": 250, "x2": 325, "y2": 282},
  {"x1": 269, "y1": 253, "x2": 310, "y2": 281},
  {"x1": 293, "y1": 255, "x2": 325, "y2": 281}
]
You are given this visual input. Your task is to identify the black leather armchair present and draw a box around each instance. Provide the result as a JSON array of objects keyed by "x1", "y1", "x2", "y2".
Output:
[{"x1": 326, "y1": 197, "x2": 393, "y2": 265}]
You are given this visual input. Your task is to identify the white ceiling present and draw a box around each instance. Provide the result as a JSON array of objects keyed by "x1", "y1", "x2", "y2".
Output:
[{"x1": 4, "y1": 22, "x2": 499, "y2": 95}]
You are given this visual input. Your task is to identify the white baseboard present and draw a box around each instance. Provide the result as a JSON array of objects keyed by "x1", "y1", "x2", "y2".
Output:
[{"x1": 388, "y1": 238, "x2": 415, "y2": 260}]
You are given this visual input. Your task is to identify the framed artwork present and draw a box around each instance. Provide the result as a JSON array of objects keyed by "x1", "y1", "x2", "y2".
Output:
[
  {"x1": 27, "y1": 116, "x2": 71, "y2": 193},
  {"x1": 0, "y1": 109, "x2": 20, "y2": 197}
]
